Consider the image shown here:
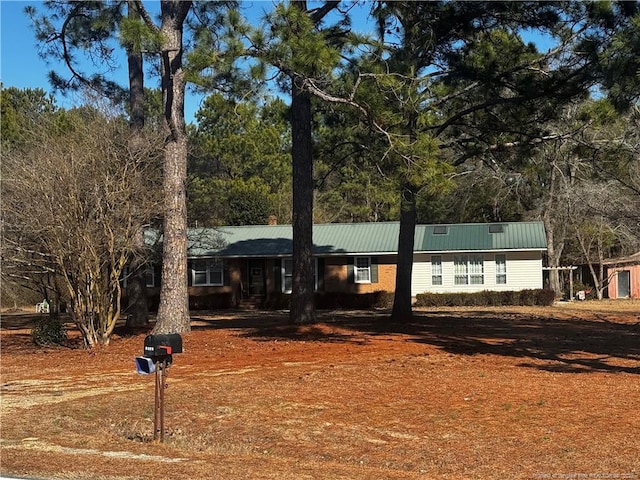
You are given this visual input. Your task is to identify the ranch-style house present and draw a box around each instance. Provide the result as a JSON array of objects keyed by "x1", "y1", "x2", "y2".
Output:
[{"x1": 140, "y1": 221, "x2": 548, "y2": 309}]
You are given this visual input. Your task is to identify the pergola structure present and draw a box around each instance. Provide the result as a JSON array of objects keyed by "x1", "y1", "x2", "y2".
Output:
[{"x1": 543, "y1": 266, "x2": 578, "y2": 300}]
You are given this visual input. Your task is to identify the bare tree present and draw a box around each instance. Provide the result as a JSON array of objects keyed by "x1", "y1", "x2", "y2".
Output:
[{"x1": 1, "y1": 106, "x2": 162, "y2": 347}]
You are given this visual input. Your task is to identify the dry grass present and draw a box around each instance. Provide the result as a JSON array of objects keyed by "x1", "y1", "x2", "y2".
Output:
[{"x1": 1, "y1": 301, "x2": 639, "y2": 479}]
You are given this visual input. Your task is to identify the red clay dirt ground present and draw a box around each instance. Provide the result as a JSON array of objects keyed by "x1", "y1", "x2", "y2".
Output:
[{"x1": 1, "y1": 301, "x2": 639, "y2": 480}]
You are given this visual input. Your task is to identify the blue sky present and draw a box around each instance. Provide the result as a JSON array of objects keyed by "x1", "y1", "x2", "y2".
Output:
[
  {"x1": 1, "y1": 2, "x2": 53, "y2": 93},
  {"x1": 1, "y1": 0, "x2": 209, "y2": 121}
]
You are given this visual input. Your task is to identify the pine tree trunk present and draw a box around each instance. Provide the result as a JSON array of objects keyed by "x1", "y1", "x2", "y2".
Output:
[
  {"x1": 391, "y1": 184, "x2": 417, "y2": 321},
  {"x1": 125, "y1": 1, "x2": 149, "y2": 329},
  {"x1": 289, "y1": 75, "x2": 316, "y2": 325},
  {"x1": 153, "y1": 1, "x2": 192, "y2": 334}
]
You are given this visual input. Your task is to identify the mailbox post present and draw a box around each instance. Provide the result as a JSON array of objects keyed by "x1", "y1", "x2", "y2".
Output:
[{"x1": 135, "y1": 333, "x2": 182, "y2": 442}]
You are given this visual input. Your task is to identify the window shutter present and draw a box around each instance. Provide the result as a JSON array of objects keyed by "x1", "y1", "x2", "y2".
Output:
[
  {"x1": 155, "y1": 265, "x2": 162, "y2": 288},
  {"x1": 273, "y1": 261, "x2": 281, "y2": 292},
  {"x1": 187, "y1": 261, "x2": 193, "y2": 287},
  {"x1": 223, "y1": 261, "x2": 231, "y2": 286},
  {"x1": 371, "y1": 257, "x2": 379, "y2": 283},
  {"x1": 347, "y1": 257, "x2": 354, "y2": 283},
  {"x1": 317, "y1": 258, "x2": 325, "y2": 291}
]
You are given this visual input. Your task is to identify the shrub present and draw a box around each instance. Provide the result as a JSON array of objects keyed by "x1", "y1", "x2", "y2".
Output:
[
  {"x1": 535, "y1": 288, "x2": 556, "y2": 306},
  {"x1": 315, "y1": 291, "x2": 394, "y2": 310},
  {"x1": 189, "y1": 293, "x2": 233, "y2": 310},
  {"x1": 414, "y1": 289, "x2": 556, "y2": 307},
  {"x1": 31, "y1": 317, "x2": 67, "y2": 346},
  {"x1": 263, "y1": 293, "x2": 291, "y2": 310}
]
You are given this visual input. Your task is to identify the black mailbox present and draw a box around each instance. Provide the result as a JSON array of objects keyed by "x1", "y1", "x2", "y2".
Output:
[
  {"x1": 143, "y1": 333, "x2": 182, "y2": 357},
  {"x1": 135, "y1": 334, "x2": 182, "y2": 375}
]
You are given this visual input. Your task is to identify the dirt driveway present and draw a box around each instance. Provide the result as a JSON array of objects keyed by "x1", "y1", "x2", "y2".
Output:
[{"x1": 1, "y1": 302, "x2": 639, "y2": 479}]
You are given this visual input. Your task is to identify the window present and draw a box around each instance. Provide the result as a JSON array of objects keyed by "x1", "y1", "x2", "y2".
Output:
[
  {"x1": 355, "y1": 257, "x2": 371, "y2": 283},
  {"x1": 454, "y1": 255, "x2": 468, "y2": 285},
  {"x1": 431, "y1": 256, "x2": 442, "y2": 285},
  {"x1": 192, "y1": 260, "x2": 223, "y2": 286},
  {"x1": 495, "y1": 254, "x2": 507, "y2": 284},
  {"x1": 470, "y1": 256, "x2": 484, "y2": 284},
  {"x1": 433, "y1": 225, "x2": 448, "y2": 235},
  {"x1": 282, "y1": 258, "x2": 318, "y2": 293},
  {"x1": 454, "y1": 255, "x2": 484, "y2": 285},
  {"x1": 121, "y1": 265, "x2": 156, "y2": 288}
]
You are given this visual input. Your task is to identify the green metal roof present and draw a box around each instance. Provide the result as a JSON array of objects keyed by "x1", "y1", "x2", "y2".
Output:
[
  {"x1": 414, "y1": 221, "x2": 548, "y2": 253},
  {"x1": 183, "y1": 221, "x2": 546, "y2": 258}
]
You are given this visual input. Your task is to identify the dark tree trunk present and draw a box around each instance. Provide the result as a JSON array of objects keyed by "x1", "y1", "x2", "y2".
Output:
[
  {"x1": 391, "y1": 184, "x2": 418, "y2": 321},
  {"x1": 289, "y1": 75, "x2": 316, "y2": 325},
  {"x1": 153, "y1": 1, "x2": 192, "y2": 334},
  {"x1": 125, "y1": 1, "x2": 149, "y2": 329}
]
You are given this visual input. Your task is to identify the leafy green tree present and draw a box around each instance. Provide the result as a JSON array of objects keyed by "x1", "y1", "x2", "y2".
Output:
[
  {"x1": 207, "y1": 1, "x2": 348, "y2": 323},
  {"x1": 188, "y1": 94, "x2": 291, "y2": 225},
  {"x1": 273, "y1": 1, "x2": 345, "y2": 324},
  {"x1": 0, "y1": 86, "x2": 58, "y2": 150},
  {"x1": 593, "y1": 3, "x2": 640, "y2": 110},
  {"x1": 355, "y1": 1, "x2": 634, "y2": 319},
  {"x1": 312, "y1": 101, "x2": 400, "y2": 222}
]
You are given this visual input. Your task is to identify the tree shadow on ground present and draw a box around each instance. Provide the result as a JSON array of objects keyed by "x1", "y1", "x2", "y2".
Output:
[
  {"x1": 382, "y1": 311, "x2": 640, "y2": 374},
  {"x1": 191, "y1": 310, "x2": 365, "y2": 343},
  {"x1": 192, "y1": 308, "x2": 640, "y2": 374}
]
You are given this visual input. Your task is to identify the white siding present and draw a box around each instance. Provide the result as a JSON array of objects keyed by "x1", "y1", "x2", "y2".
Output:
[{"x1": 411, "y1": 251, "x2": 543, "y2": 297}]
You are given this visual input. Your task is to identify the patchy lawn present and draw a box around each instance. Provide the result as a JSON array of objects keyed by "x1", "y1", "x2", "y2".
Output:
[{"x1": 1, "y1": 301, "x2": 639, "y2": 480}]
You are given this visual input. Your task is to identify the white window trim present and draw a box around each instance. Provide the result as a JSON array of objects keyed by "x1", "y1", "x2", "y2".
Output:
[
  {"x1": 454, "y1": 255, "x2": 484, "y2": 285},
  {"x1": 431, "y1": 255, "x2": 443, "y2": 285},
  {"x1": 192, "y1": 260, "x2": 224, "y2": 287},
  {"x1": 282, "y1": 258, "x2": 293, "y2": 294},
  {"x1": 495, "y1": 254, "x2": 507, "y2": 285},
  {"x1": 354, "y1": 256, "x2": 371, "y2": 284}
]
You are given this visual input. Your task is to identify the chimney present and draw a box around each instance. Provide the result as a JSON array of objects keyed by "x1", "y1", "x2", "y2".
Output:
[{"x1": 268, "y1": 215, "x2": 277, "y2": 226}]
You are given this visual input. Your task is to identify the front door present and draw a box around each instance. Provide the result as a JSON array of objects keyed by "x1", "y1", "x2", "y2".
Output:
[
  {"x1": 618, "y1": 270, "x2": 631, "y2": 298},
  {"x1": 249, "y1": 259, "x2": 265, "y2": 297}
]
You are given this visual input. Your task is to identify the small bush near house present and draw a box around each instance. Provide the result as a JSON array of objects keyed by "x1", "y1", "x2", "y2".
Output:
[
  {"x1": 316, "y1": 291, "x2": 394, "y2": 310},
  {"x1": 263, "y1": 293, "x2": 291, "y2": 310},
  {"x1": 535, "y1": 288, "x2": 557, "y2": 305},
  {"x1": 189, "y1": 293, "x2": 234, "y2": 310},
  {"x1": 31, "y1": 317, "x2": 67, "y2": 346},
  {"x1": 263, "y1": 291, "x2": 395, "y2": 310},
  {"x1": 414, "y1": 289, "x2": 556, "y2": 308}
]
